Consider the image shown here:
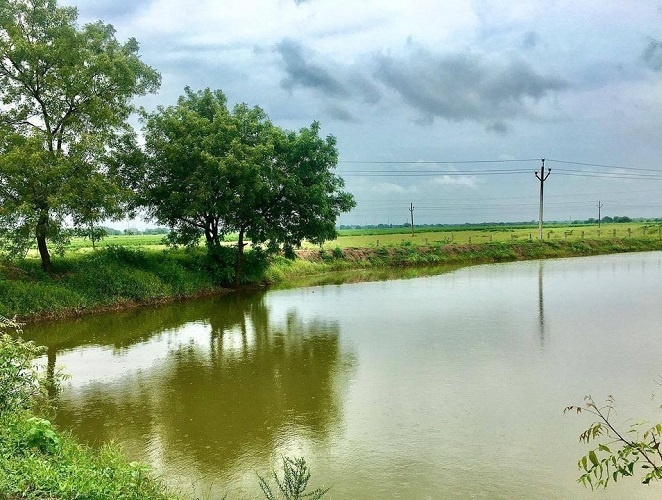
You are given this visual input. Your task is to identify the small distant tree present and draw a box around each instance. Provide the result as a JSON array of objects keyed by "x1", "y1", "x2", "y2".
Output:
[{"x1": 132, "y1": 87, "x2": 355, "y2": 285}]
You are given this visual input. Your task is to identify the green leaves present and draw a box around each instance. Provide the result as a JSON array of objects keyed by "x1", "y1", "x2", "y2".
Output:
[
  {"x1": 0, "y1": 0, "x2": 159, "y2": 270},
  {"x1": 136, "y1": 87, "x2": 355, "y2": 284},
  {"x1": 568, "y1": 395, "x2": 662, "y2": 490},
  {"x1": 0, "y1": 318, "x2": 46, "y2": 415},
  {"x1": 24, "y1": 417, "x2": 61, "y2": 454},
  {"x1": 258, "y1": 456, "x2": 329, "y2": 500}
]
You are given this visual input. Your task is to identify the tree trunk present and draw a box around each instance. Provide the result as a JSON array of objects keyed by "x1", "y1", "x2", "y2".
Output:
[
  {"x1": 36, "y1": 212, "x2": 51, "y2": 272},
  {"x1": 234, "y1": 228, "x2": 245, "y2": 288}
]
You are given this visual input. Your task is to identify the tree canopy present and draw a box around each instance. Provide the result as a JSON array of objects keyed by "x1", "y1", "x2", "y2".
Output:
[
  {"x1": 132, "y1": 87, "x2": 355, "y2": 285},
  {"x1": 0, "y1": 0, "x2": 160, "y2": 270}
]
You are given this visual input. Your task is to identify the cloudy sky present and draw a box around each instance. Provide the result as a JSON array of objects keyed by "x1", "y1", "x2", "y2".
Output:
[{"x1": 64, "y1": 0, "x2": 662, "y2": 226}]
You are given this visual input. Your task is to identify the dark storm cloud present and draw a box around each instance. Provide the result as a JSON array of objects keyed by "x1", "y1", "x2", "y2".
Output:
[
  {"x1": 325, "y1": 104, "x2": 358, "y2": 122},
  {"x1": 374, "y1": 48, "x2": 567, "y2": 124},
  {"x1": 347, "y1": 73, "x2": 382, "y2": 104},
  {"x1": 642, "y1": 38, "x2": 662, "y2": 71},
  {"x1": 276, "y1": 39, "x2": 349, "y2": 97},
  {"x1": 486, "y1": 121, "x2": 511, "y2": 135},
  {"x1": 522, "y1": 31, "x2": 538, "y2": 49}
]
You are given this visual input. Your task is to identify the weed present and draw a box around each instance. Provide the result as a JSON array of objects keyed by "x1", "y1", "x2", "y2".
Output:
[{"x1": 258, "y1": 456, "x2": 329, "y2": 500}]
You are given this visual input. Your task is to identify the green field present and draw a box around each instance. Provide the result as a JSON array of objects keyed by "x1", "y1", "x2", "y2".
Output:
[
  {"x1": 48, "y1": 222, "x2": 662, "y2": 256},
  {"x1": 319, "y1": 222, "x2": 662, "y2": 249}
]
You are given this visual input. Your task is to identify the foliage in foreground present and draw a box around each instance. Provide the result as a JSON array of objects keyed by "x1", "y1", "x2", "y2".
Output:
[
  {"x1": 565, "y1": 396, "x2": 662, "y2": 489},
  {"x1": 0, "y1": 317, "x2": 174, "y2": 499},
  {"x1": 0, "y1": 411, "x2": 173, "y2": 500},
  {"x1": 0, "y1": 317, "x2": 47, "y2": 415},
  {"x1": 258, "y1": 456, "x2": 329, "y2": 500}
]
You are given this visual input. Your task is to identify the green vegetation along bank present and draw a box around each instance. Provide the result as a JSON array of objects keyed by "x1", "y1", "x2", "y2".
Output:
[
  {"x1": 0, "y1": 317, "x2": 174, "y2": 499},
  {"x1": 4, "y1": 237, "x2": 662, "y2": 321}
]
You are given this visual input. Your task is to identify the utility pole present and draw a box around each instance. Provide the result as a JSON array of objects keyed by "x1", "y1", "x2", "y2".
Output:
[
  {"x1": 409, "y1": 202, "x2": 415, "y2": 236},
  {"x1": 597, "y1": 200, "x2": 604, "y2": 228},
  {"x1": 535, "y1": 158, "x2": 551, "y2": 240}
]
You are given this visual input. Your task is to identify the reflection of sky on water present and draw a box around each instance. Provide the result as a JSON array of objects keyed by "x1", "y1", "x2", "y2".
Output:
[{"x1": 45, "y1": 322, "x2": 209, "y2": 386}]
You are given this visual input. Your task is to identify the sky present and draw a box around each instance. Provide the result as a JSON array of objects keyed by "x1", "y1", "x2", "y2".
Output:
[{"x1": 63, "y1": 0, "x2": 662, "y2": 227}]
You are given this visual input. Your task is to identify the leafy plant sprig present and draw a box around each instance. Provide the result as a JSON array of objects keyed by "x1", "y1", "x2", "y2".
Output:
[
  {"x1": 257, "y1": 456, "x2": 329, "y2": 500},
  {"x1": 565, "y1": 395, "x2": 662, "y2": 489}
]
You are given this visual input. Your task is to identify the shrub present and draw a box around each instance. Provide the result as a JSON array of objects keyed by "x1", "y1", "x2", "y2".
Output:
[
  {"x1": 0, "y1": 317, "x2": 46, "y2": 416},
  {"x1": 258, "y1": 456, "x2": 329, "y2": 500}
]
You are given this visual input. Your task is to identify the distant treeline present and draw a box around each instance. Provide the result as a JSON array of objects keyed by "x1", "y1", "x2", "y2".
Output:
[
  {"x1": 101, "y1": 226, "x2": 170, "y2": 236},
  {"x1": 339, "y1": 215, "x2": 658, "y2": 231}
]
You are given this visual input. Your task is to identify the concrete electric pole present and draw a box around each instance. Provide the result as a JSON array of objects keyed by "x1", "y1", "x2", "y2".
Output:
[
  {"x1": 535, "y1": 159, "x2": 551, "y2": 240},
  {"x1": 409, "y1": 202, "x2": 415, "y2": 236}
]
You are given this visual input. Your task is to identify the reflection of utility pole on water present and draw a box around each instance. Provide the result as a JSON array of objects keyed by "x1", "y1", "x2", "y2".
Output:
[
  {"x1": 597, "y1": 200, "x2": 604, "y2": 228},
  {"x1": 535, "y1": 159, "x2": 551, "y2": 239},
  {"x1": 538, "y1": 261, "x2": 545, "y2": 347},
  {"x1": 409, "y1": 202, "x2": 415, "y2": 236}
]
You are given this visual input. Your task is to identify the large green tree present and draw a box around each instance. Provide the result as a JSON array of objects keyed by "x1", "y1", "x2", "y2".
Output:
[
  {"x1": 134, "y1": 87, "x2": 355, "y2": 285},
  {"x1": 0, "y1": 0, "x2": 160, "y2": 270}
]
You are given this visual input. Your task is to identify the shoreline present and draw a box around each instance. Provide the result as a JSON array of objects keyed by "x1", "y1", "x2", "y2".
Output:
[{"x1": 5, "y1": 239, "x2": 662, "y2": 323}]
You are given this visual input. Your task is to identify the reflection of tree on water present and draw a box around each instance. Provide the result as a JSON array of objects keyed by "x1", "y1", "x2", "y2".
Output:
[
  {"x1": 51, "y1": 291, "x2": 354, "y2": 478},
  {"x1": 23, "y1": 293, "x2": 267, "y2": 352},
  {"x1": 164, "y1": 302, "x2": 347, "y2": 474}
]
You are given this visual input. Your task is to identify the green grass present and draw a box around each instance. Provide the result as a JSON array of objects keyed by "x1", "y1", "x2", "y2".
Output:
[
  {"x1": 316, "y1": 222, "x2": 662, "y2": 249},
  {"x1": 278, "y1": 238, "x2": 662, "y2": 284},
  {"x1": 0, "y1": 319, "x2": 177, "y2": 499},
  {"x1": 0, "y1": 411, "x2": 175, "y2": 500},
  {"x1": 4, "y1": 222, "x2": 662, "y2": 321},
  {"x1": 0, "y1": 246, "x2": 218, "y2": 320}
]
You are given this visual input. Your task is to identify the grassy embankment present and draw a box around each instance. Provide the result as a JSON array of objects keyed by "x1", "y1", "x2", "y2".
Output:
[
  {"x1": 269, "y1": 222, "x2": 662, "y2": 281},
  {"x1": 3, "y1": 223, "x2": 662, "y2": 320},
  {"x1": 0, "y1": 411, "x2": 175, "y2": 499}
]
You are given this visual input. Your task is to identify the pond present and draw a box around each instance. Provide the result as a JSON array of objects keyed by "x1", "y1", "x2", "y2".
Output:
[{"x1": 24, "y1": 252, "x2": 662, "y2": 498}]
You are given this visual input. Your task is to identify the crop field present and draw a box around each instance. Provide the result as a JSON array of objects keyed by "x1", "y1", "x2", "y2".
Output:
[
  {"x1": 67, "y1": 234, "x2": 168, "y2": 250},
  {"x1": 51, "y1": 222, "x2": 662, "y2": 255},
  {"x1": 319, "y1": 222, "x2": 662, "y2": 249}
]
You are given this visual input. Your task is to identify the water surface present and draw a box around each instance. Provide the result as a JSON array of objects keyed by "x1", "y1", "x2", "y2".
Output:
[{"x1": 25, "y1": 253, "x2": 662, "y2": 498}]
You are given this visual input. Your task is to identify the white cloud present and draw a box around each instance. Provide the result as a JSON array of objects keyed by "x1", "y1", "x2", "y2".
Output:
[
  {"x1": 432, "y1": 175, "x2": 480, "y2": 188},
  {"x1": 368, "y1": 182, "x2": 406, "y2": 195}
]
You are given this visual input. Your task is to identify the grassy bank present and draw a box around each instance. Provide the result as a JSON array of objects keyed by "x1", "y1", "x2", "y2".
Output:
[
  {"x1": 3, "y1": 237, "x2": 662, "y2": 321},
  {"x1": 0, "y1": 411, "x2": 175, "y2": 499},
  {"x1": 270, "y1": 238, "x2": 662, "y2": 282},
  {"x1": 0, "y1": 246, "x2": 219, "y2": 320}
]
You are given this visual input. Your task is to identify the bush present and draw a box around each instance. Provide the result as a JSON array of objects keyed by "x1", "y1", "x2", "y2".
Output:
[
  {"x1": 205, "y1": 245, "x2": 269, "y2": 286},
  {"x1": 0, "y1": 317, "x2": 46, "y2": 416},
  {"x1": 258, "y1": 456, "x2": 329, "y2": 500}
]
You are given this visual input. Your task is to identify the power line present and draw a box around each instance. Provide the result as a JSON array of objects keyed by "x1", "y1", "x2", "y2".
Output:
[
  {"x1": 546, "y1": 158, "x2": 661, "y2": 173},
  {"x1": 339, "y1": 169, "x2": 532, "y2": 176},
  {"x1": 338, "y1": 158, "x2": 539, "y2": 164},
  {"x1": 339, "y1": 157, "x2": 658, "y2": 172}
]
